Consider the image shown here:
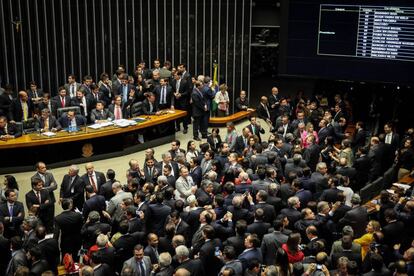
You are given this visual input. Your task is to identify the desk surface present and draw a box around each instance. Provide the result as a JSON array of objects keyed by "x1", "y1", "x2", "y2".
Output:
[{"x1": 0, "y1": 110, "x2": 186, "y2": 149}]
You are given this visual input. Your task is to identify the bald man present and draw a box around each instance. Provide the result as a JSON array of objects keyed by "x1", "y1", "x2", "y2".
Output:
[
  {"x1": 9, "y1": 91, "x2": 34, "y2": 123},
  {"x1": 81, "y1": 163, "x2": 106, "y2": 193}
]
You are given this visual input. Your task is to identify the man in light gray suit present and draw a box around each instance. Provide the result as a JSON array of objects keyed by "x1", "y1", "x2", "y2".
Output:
[
  {"x1": 64, "y1": 74, "x2": 81, "y2": 98},
  {"x1": 30, "y1": 161, "x2": 57, "y2": 231},
  {"x1": 90, "y1": 101, "x2": 114, "y2": 123},
  {"x1": 123, "y1": 244, "x2": 152, "y2": 276},
  {"x1": 261, "y1": 219, "x2": 288, "y2": 265},
  {"x1": 106, "y1": 182, "x2": 133, "y2": 223},
  {"x1": 200, "y1": 149, "x2": 214, "y2": 175}
]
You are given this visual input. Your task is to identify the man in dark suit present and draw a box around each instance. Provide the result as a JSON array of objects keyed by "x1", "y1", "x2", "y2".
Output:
[
  {"x1": 142, "y1": 92, "x2": 160, "y2": 115},
  {"x1": 0, "y1": 222, "x2": 11, "y2": 275},
  {"x1": 268, "y1": 87, "x2": 280, "y2": 124},
  {"x1": 9, "y1": 91, "x2": 34, "y2": 122},
  {"x1": 38, "y1": 92, "x2": 59, "y2": 118},
  {"x1": 154, "y1": 78, "x2": 174, "y2": 110},
  {"x1": 246, "y1": 208, "x2": 271, "y2": 241},
  {"x1": 34, "y1": 108, "x2": 61, "y2": 132},
  {"x1": 256, "y1": 96, "x2": 272, "y2": 126},
  {"x1": 64, "y1": 74, "x2": 81, "y2": 98},
  {"x1": 172, "y1": 72, "x2": 191, "y2": 133},
  {"x1": 81, "y1": 162, "x2": 106, "y2": 193},
  {"x1": 317, "y1": 119, "x2": 332, "y2": 146},
  {"x1": 275, "y1": 115, "x2": 294, "y2": 138},
  {"x1": 0, "y1": 86, "x2": 14, "y2": 117},
  {"x1": 238, "y1": 234, "x2": 263, "y2": 271},
  {"x1": 53, "y1": 87, "x2": 72, "y2": 109},
  {"x1": 5, "y1": 236, "x2": 27, "y2": 276},
  {"x1": 58, "y1": 109, "x2": 87, "y2": 129},
  {"x1": 70, "y1": 89, "x2": 95, "y2": 122},
  {"x1": 144, "y1": 233, "x2": 160, "y2": 264},
  {"x1": 254, "y1": 190, "x2": 276, "y2": 224},
  {"x1": 0, "y1": 116, "x2": 22, "y2": 139},
  {"x1": 246, "y1": 116, "x2": 265, "y2": 143},
  {"x1": 99, "y1": 169, "x2": 117, "y2": 201},
  {"x1": 82, "y1": 185, "x2": 107, "y2": 220},
  {"x1": 81, "y1": 211, "x2": 111, "y2": 249},
  {"x1": 26, "y1": 81, "x2": 44, "y2": 106},
  {"x1": 235, "y1": 127, "x2": 251, "y2": 155},
  {"x1": 353, "y1": 146, "x2": 371, "y2": 191},
  {"x1": 35, "y1": 225, "x2": 60, "y2": 274},
  {"x1": 384, "y1": 122, "x2": 400, "y2": 152},
  {"x1": 338, "y1": 194, "x2": 368, "y2": 238},
  {"x1": 90, "y1": 100, "x2": 114, "y2": 123},
  {"x1": 25, "y1": 178, "x2": 53, "y2": 231},
  {"x1": 54, "y1": 198, "x2": 83, "y2": 261},
  {"x1": 191, "y1": 81, "x2": 207, "y2": 141},
  {"x1": 155, "y1": 152, "x2": 180, "y2": 179},
  {"x1": 175, "y1": 245, "x2": 206, "y2": 276},
  {"x1": 78, "y1": 75, "x2": 93, "y2": 95},
  {"x1": 90, "y1": 84, "x2": 106, "y2": 107},
  {"x1": 148, "y1": 193, "x2": 172, "y2": 235},
  {"x1": 59, "y1": 164, "x2": 85, "y2": 211},
  {"x1": 169, "y1": 139, "x2": 186, "y2": 160},
  {"x1": 352, "y1": 121, "x2": 368, "y2": 152},
  {"x1": 332, "y1": 117, "x2": 348, "y2": 144},
  {"x1": 27, "y1": 247, "x2": 49, "y2": 275},
  {"x1": 261, "y1": 219, "x2": 288, "y2": 265},
  {"x1": 198, "y1": 225, "x2": 223, "y2": 275},
  {"x1": 303, "y1": 135, "x2": 321, "y2": 172},
  {"x1": 108, "y1": 95, "x2": 129, "y2": 120},
  {"x1": 280, "y1": 196, "x2": 302, "y2": 227},
  {"x1": 0, "y1": 189, "x2": 24, "y2": 238},
  {"x1": 30, "y1": 162, "x2": 57, "y2": 231}
]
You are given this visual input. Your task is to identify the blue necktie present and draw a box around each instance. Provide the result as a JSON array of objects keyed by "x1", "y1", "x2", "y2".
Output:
[
  {"x1": 123, "y1": 85, "x2": 128, "y2": 103},
  {"x1": 138, "y1": 260, "x2": 145, "y2": 275}
]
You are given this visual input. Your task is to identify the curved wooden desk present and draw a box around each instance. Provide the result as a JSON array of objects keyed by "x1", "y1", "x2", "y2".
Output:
[
  {"x1": 209, "y1": 110, "x2": 255, "y2": 126},
  {"x1": 0, "y1": 110, "x2": 186, "y2": 173},
  {"x1": 0, "y1": 110, "x2": 186, "y2": 149}
]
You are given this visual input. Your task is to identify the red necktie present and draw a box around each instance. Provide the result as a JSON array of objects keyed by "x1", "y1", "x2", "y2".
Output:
[
  {"x1": 36, "y1": 191, "x2": 41, "y2": 203},
  {"x1": 116, "y1": 107, "x2": 121, "y2": 119},
  {"x1": 89, "y1": 175, "x2": 97, "y2": 192},
  {"x1": 61, "y1": 97, "x2": 65, "y2": 107}
]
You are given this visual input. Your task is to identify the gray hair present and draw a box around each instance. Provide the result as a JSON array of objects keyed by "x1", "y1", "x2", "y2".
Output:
[
  {"x1": 342, "y1": 225, "x2": 354, "y2": 237},
  {"x1": 159, "y1": 252, "x2": 172, "y2": 267},
  {"x1": 232, "y1": 195, "x2": 243, "y2": 208},
  {"x1": 112, "y1": 181, "x2": 121, "y2": 190},
  {"x1": 316, "y1": 162, "x2": 327, "y2": 172},
  {"x1": 161, "y1": 152, "x2": 172, "y2": 159},
  {"x1": 88, "y1": 211, "x2": 100, "y2": 222},
  {"x1": 206, "y1": 170, "x2": 217, "y2": 180},
  {"x1": 175, "y1": 245, "x2": 189, "y2": 259},
  {"x1": 24, "y1": 216, "x2": 39, "y2": 229},
  {"x1": 96, "y1": 234, "x2": 108, "y2": 247},
  {"x1": 288, "y1": 196, "x2": 300, "y2": 207},
  {"x1": 351, "y1": 194, "x2": 361, "y2": 205},
  {"x1": 69, "y1": 164, "x2": 79, "y2": 173},
  {"x1": 157, "y1": 175, "x2": 168, "y2": 185}
]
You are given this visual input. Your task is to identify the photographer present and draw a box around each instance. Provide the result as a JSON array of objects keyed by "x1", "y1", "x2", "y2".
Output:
[{"x1": 303, "y1": 252, "x2": 330, "y2": 276}]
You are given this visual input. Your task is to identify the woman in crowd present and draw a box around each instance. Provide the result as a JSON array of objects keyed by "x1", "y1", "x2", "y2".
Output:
[
  {"x1": 1, "y1": 175, "x2": 19, "y2": 202},
  {"x1": 282, "y1": 233, "x2": 304, "y2": 263},
  {"x1": 354, "y1": 220, "x2": 381, "y2": 261},
  {"x1": 186, "y1": 140, "x2": 199, "y2": 163},
  {"x1": 215, "y1": 83, "x2": 230, "y2": 117},
  {"x1": 207, "y1": 128, "x2": 222, "y2": 153}
]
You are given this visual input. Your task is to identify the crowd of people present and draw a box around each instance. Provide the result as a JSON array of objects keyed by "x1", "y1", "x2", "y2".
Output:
[{"x1": 0, "y1": 60, "x2": 414, "y2": 276}]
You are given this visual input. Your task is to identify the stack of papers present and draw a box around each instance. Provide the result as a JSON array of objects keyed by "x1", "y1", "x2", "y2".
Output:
[
  {"x1": 88, "y1": 121, "x2": 114, "y2": 129},
  {"x1": 113, "y1": 119, "x2": 137, "y2": 127},
  {"x1": 392, "y1": 183, "x2": 411, "y2": 191},
  {"x1": 42, "y1": 132, "x2": 56, "y2": 137}
]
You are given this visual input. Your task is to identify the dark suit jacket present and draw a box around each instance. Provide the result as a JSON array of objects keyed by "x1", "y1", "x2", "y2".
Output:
[
  {"x1": 189, "y1": 166, "x2": 202, "y2": 187},
  {"x1": 171, "y1": 78, "x2": 190, "y2": 108},
  {"x1": 64, "y1": 82, "x2": 81, "y2": 97},
  {"x1": 0, "y1": 122, "x2": 22, "y2": 138},
  {"x1": 9, "y1": 99, "x2": 34, "y2": 122},
  {"x1": 29, "y1": 260, "x2": 49, "y2": 276},
  {"x1": 155, "y1": 162, "x2": 179, "y2": 180},
  {"x1": 142, "y1": 98, "x2": 159, "y2": 115},
  {"x1": 60, "y1": 174, "x2": 85, "y2": 210},
  {"x1": 154, "y1": 85, "x2": 174, "y2": 107},
  {"x1": 191, "y1": 88, "x2": 206, "y2": 117},
  {"x1": 70, "y1": 95, "x2": 95, "y2": 117},
  {"x1": 199, "y1": 239, "x2": 223, "y2": 275},
  {"x1": 0, "y1": 93, "x2": 13, "y2": 117},
  {"x1": 108, "y1": 104, "x2": 129, "y2": 119},
  {"x1": 58, "y1": 114, "x2": 87, "y2": 128},
  {"x1": 247, "y1": 124, "x2": 265, "y2": 142},
  {"x1": 247, "y1": 221, "x2": 271, "y2": 240},
  {"x1": 176, "y1": 259, "x2": 205, "y2": 276},
  {"x1": 53, "y1": 95, "x2": 72, "y2": 109},
  {"x1": 303, "y1": 144, "x2": 321, "y2": 172},
  {"x1": 234, "y1": 135, "x2": 248, "y2": 155},
  {"x1": 148, "y1": 203, "x2": 171, "y2": 235},
  {"x1": 37, "y1": 237, "x2": 60, "y2": 272},
  {"x1": 93, "y1": 263, "x2": 114, "y2": 276},
  {"x1": 280, "y1": 207, "x2": 302, "y2": 226},
  {"x1": 54, "y1": 210, "x2": 83, "y2": 255},
  {"x1": 317, "y1": 126, "x2": 332, "y2": 145},
  {"x1": 35, "y1": 115, "x2": 62, "y2": 131},
  {"x1": 338, "y1": 206, "x2": 368, "y2": 238},
  {"x1": 261, "y1": 231, "x2": 288, "y2": 265},
  {"x1": 81, "y1": 222, "x2": 111, "y2": 249},
  {"x1": 99, "y1": 180, "x2": 116, "y2": 201},
  {"x1": 238, "y1": 248, "x2": 263, "y2": 271},
  {"x1": 0, "y1": 235, "x2": 10, "y2": 276},
  {"x1": 90, "y1": 108, "x2": 114, "y2": 122},
  {"x1": 25, "y1": 190, "x2": 53, "y2": 225},
  {"x1": 81, "y1": 172, "x2": 106, "y2": 192},
  {"x1": 144, "y1": 245, "x2": 159, "y2": 264},
  {"x1": 256, "y1": 103, "x2": 271, "y2": 121},
  {"x1": 38, "y1": 100, "x2": 59, "y2": 118},
  {"x1": 82, "y1": 194, "x2": 107, "y2": 219},
  {"x1": 207, "y1": 135, "x2": 222, "y2": 153},
  {"x1": 0, "y1": 201, "x2": 25, "y2": 238},
  {"x1": 254, "y1": 202, "x2": 276, "y2": 224},
  {"x1": 99, "y1": 84, "x2": 113, "y2": 106},
  {"x1": 224, "y1": 235, "x2": 245, "y2": 257}
]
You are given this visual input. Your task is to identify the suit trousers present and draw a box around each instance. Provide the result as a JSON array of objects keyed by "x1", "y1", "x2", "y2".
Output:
[
  {"x1": 202, "y1": 112, "x2": 209, "y2": 137},
  {"x1": 193, "y1": 116, "x2": 202, "y2": 138}
]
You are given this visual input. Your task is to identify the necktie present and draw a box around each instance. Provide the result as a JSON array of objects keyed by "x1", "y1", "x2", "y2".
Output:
[
  {"x1": 160, "y1": 87, "x2": 165, "y2": 104},
  {"x1": 22, "y1": 102, "x2": 28, "y2": 121},
  {"x1": 34, "y1": 91, "x2": 38, "y2": 98},
  {"x1": 252, "y1": 125, "x2": 255, "y2": 134},
  {"x1": 61, "y1": 97, "x2": 65, "y2": 107},
  {"x1": 176, "y1": 80, "x2": 180, "y2": 92},
  {"x1": 96, "y1": 94, "x2": 99, "y2": 101},
  {"x1": 138, "y1": 261, "x2": 145, "y2": 276},
  {"x1": 123, "y1": 85, "x2": 128, "y2": 103},
  {"x1": 116, "y1": 106, "x2": 121, "y2": 119},
  {"x1": 71, "y1": 85, "x2": 75, "y2": 97},
  {"x1": 89, "y1": 175, "x2": 97, "y2": 192},
  {"x1": 9, "y1": 204, "x2": 13, "y2": 216},
  {"x1": 100, "y1": 111, "x2": 104, "y2": 119},
  {"x1": 44, "y1": 118, "x2": 49, "y2": 131},
  {"x1": 36, "y1": 191, "x2": 41, "y2": 203}
]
